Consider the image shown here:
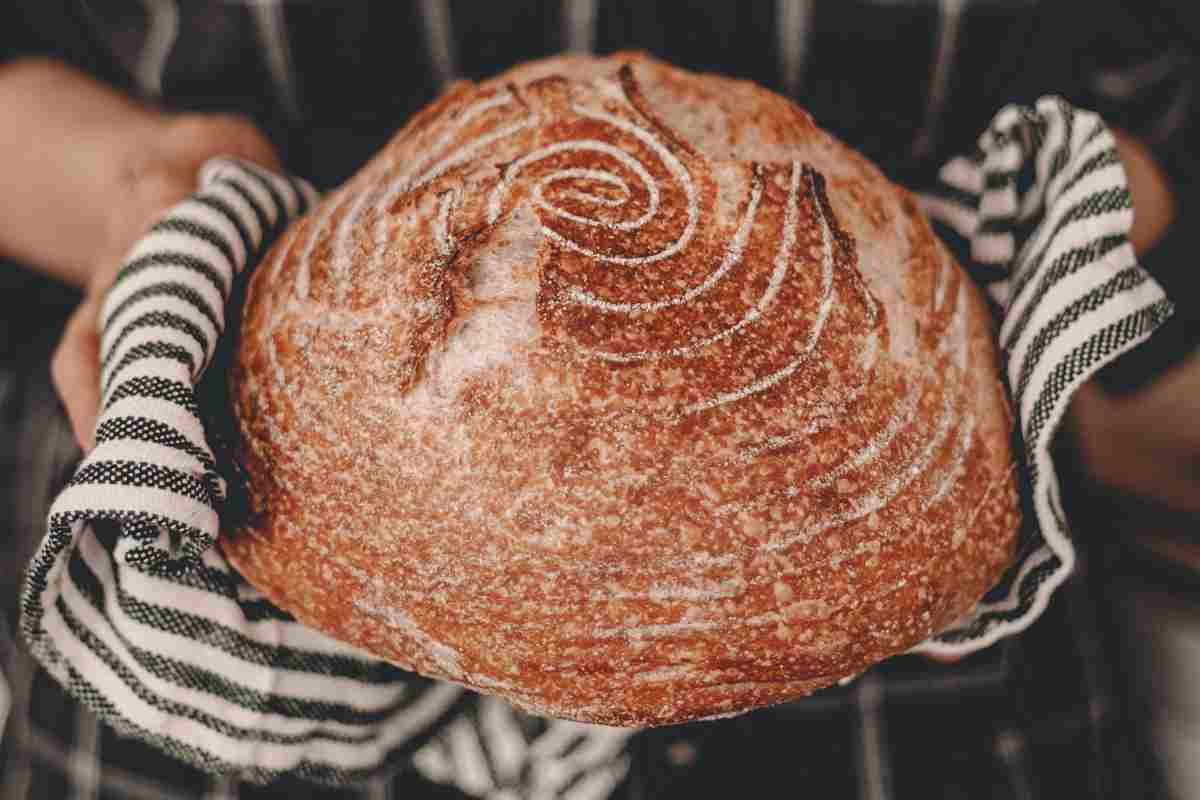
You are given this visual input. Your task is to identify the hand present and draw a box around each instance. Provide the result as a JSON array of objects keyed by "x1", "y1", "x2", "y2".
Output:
[
  {"x1": 1066, "y1": 130, "x2": 1200, "y2": 517},
  {"x1": 51, "y1": 112, "x2": 280, "y2": 451},
  {"x1": 1071, "y1": 356, "x2": 1200, "y2": 517}
]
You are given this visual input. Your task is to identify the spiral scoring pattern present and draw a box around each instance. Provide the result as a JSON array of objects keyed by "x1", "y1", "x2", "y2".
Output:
[{"x1": 273, "y1": 63, "x2": 982, "y2": 576}]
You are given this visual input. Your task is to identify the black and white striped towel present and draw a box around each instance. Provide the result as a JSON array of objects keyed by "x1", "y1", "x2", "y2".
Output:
[
  {"x1": 19, "y1": 97, "x2": 1172, "y2": 788},
  {"x1": 912, "y1": 96, "x2": 1172, "y2": 657}
]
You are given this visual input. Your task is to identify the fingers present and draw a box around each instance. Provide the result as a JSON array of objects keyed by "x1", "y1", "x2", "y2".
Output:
[
  {"x1": 49, "y1": 112, "x2": 282, "y2": 457},
  {"x1": 922, "y1": 651, "x2": 965, "y2": 665},
  {"x1": 1071, "y1": 371, "x2": 1200, "y2": 516},
  {"x1": 203, "y1": 113, "x2": 282, "y2": 172},
  {"x1": 1110, "y1": 128, "x2": 1175, "y2": 257},
  {"x1": 51, "y1": 294, "x2": 102, "y2": 453},
  {"x1": 165, "y1": 112, "x2": 283, "y2": 176},
  {"x1": 52, "y1": 112, "x2": 281, "y2": 455}
]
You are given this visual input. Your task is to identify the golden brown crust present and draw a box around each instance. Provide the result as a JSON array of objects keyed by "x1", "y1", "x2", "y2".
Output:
[{"x1": 221, "y1": 52, "x2": 1020, "y2": 726}]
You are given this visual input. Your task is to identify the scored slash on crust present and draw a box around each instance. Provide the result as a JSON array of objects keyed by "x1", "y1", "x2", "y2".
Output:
[
  {"x1": 261, "y1": 56, "x2": 980, "y2": 540},
  {"x1": 277, "y1": 57, "x2": 979, "y2": 517}
]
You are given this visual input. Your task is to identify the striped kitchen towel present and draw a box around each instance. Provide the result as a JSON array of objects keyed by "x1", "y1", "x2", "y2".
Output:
[
  {"x1": 19, "y1": 95, "x2": 1172, "y2": 787},
  {"x1": 913, "y1": 95, "x2": 1174, "y2": 657}
]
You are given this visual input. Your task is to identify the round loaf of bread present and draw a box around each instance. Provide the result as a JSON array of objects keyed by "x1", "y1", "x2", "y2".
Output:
[{"x1": 221, "y1": 52, "x2": 1021, "y2": 726}]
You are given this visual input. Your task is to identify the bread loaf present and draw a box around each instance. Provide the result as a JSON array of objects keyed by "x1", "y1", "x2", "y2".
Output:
[{"x1": 221, "y1": 52, "x2": 1020, "y2": 726}]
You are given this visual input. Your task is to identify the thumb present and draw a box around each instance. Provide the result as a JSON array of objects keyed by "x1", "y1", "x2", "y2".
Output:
[
  {"x1": 164, "y1": 112, "x2": 282, "y2": 176},
  {"x1": 50, "y1": 294, "x2": 103, "y2": 453}
]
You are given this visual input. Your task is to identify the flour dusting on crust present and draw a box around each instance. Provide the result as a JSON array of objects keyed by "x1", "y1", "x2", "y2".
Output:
[{"x1": 223, "y1": 52, "x2": 1020, "y2": 727}]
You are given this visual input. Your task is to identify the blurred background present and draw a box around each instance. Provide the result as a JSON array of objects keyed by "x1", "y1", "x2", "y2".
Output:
[{"x1": 1, "y1": 1, "x2": 1198, "y2": 798}]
